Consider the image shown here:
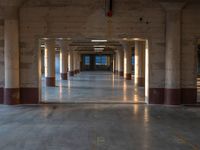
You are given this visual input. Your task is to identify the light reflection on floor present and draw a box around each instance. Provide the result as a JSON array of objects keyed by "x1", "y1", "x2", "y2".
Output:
[{"x1": 42, "y1": 71, "x2": 145, "y2": 103}]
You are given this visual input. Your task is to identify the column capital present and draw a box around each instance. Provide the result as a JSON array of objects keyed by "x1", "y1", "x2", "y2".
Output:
[
  {"x1": 44, "y1": 39, "x2": 56, "y2": 46},
  {"x1": 120, "y1": 40, "x2": 134, "y2": 48},
  {"x1": 70, "y1": 46, "x2": 78, "y2": 51},
  {"x1": 59, "y1": 40, "x2": 71, "y2": 51},
  {"x1": 159, "y1": 1, "x2": 187, "y2": 11},
  {"x1": 1, "y1": 0, "x2": 26, "y2": 19}
]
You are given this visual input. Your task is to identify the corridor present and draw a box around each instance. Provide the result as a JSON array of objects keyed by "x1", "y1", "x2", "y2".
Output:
[{"x1": 42, "y1": 72, "x2": 145, "y2": 103}]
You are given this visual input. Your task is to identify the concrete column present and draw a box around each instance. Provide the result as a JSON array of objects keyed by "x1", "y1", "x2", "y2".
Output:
[
  {"x1": 122, "y1": 42, "x2": 133, "y2": 80},
  {"x1": 114, "y1": 53, "x2": 118, "y2": 74},
  {"x1": 60, "y1": 42, "x2": 69, "y2": 80},
  {"x1": 73, "y1": 51, "x2": 77, "y2": 75},
  {"x1": 162, "y1": 2, "x2": 185, "y2": 105},
  {"x1": 77, "y1": 53, "x2": 81, "y2": 73},
  {"x1": 118, "y1": 49, "x2": 124, "y2": 76},
  {"x1": 112, "y1": 55, "x2": 115, "y2": 73},
  {"x1": 41, "y1": 49, "x2": 45, "y2": 75},
  {"x1": 135, "y1": 41, "x2": 145, "y2": 87},
  {"x1": 4, "y1": 7, "x2": 20, "y2": 105},
  {"x1": 69, "y1": 50, "x2": 74, "y2": 76},
  {"x1": 45, "y1": 39, "x2": 56, "y2": 87}
]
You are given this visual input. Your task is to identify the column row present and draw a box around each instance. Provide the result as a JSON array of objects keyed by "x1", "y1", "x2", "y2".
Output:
[
  {"x1": 114, "y1": 41, "x2": 145, "y2": 86},
  {"x1": 44, "y1": 40, "x2": 81, "y2": 87}
]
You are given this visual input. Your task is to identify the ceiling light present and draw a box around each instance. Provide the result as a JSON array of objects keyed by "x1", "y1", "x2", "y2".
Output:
[
  {"x1": 122, "y1": 38, "x2": 128, "y2": 41},
  {"x1": 94, "y1": 48, "x2": 104, "y2": 51},
  {"x1": 93, "y1": 45, "x2": 106, "y2": 48},
  {"x1": 91, "y1": 40, "x2": 108, "y2": 42}
]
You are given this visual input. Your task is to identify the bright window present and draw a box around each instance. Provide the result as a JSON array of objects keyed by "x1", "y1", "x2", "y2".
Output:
[
  {"x1": 96, "y1": 55, "x2": 107, "y2": 65},
  {"x1": 84, "y1": 56, "x2": 90, "y2": 65},
  {"x1": 132, "y1": 55, "x2": 135, "y2": 65}
]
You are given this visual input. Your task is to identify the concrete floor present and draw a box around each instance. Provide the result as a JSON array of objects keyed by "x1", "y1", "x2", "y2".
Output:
[
  {"x1": 42, "y1": 71, "x2": 145, "y2": 103},
  {"x1": 0, "y1": 104, "x2": 199, "y2": 150}
]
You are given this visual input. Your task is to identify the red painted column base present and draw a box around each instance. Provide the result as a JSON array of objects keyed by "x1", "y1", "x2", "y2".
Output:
[
  {"x1": 136, "y1": 77, "x2": 145, "y2": 87},
  {"x1": 61, "y1": 73, "x2": 68, "y2": 80},
  {"x1": 149, "y1": 88, "x2": 197, "y2": 105},
  {"x1": 0, "y1": 88, "x2": 3, "y2": 104},
  {"x1": 126, "y1": 73, "x2": 132, "y2": 80},
  {"x1": 181, "y1": 88, "x2": 197, "y2": 104},
  {"x1": 69, "y1": 71, "x2": 74, "y2": 76},
  {"x1": 4, "y1": 88, "x2": 20, "y2": 105},
  {"x1": 149, "y1": 88, "x2": 164, "y2": 104},
  {"x1": 46, "y1": 77, "x2": 56, "y2": 87},
  {"x1": 165, "y1": 89, "x2": 181, "y2": 105},
  {"x1": 119, "y1": 71, "x2": 124, "y2": 77},
  {"x1": 20, "y1": 88, "x2": 39, "y2": 104}
]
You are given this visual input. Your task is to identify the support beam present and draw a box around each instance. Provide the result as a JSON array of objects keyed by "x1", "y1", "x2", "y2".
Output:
[
  {"x1": 60, "y1": 41, "x2": 70, "y2": 80},
  {"x1": 161, "y1": 2, "x2": 186, "y2": 105},
  {"x1": 114, "y1": 52, "x2": 118, "y2": 74},
  {"x1": 117, "y1": 49, "x2": 124, "y2": 76},
  {"x1": 45, "y1": 39, "x2": 56, "y2": 87},
  {"x1": 135, "y1": 41, "x2": 145, "y2": 87},
  {"x1": 69, "y1": 50, "x2": 74, "y2": 76},
  {"x1": 4, "y1": 7, "x2": 20, "y2": 105},
  {"x1": 73, "y1": 51, "x2": 77, "y2": 75},
  {"x1": 122, "y1": 41, "x2": 133, "y2": 80}
]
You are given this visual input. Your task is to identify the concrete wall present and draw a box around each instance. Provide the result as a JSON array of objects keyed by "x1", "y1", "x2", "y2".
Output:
[
  {"x1": 180, "y1": 2, "x2": 200, "y2": 103},
  {"x1": 0, "y1": 0, "x2": 199, "y2": 104},
  {"x1": 19, "y1": 0, "x2": 165, "y2": 98}
]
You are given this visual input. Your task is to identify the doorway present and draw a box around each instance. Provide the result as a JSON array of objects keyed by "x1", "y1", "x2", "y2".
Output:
[{"x1": 39, "y1": 39, "x2": 149, "y2": 104}]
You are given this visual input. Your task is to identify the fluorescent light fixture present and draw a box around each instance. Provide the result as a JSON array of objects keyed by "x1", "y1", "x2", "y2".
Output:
[
  {"x1": 122, "y1": 38, "x2": 128, "y2": 41},
  {"x1": 93, "y1": 45, "x2": 106, "y2": 48},
  {"x1": 41, "y1": 44, "x2": 45, "y2": 48},
  {"x1": 91, "y1": 40, "x2": 107, "y2": 42},
  {"x1": 94, "y1": 48, "x2": 104, "y2": 51}
]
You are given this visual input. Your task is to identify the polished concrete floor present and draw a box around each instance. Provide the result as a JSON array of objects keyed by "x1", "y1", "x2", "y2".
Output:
[
  {"x1": 42, "y1": 71, "x2": 145, "y2": 103},
  {"x1": 0, "y1": 104, "x2": 199, "y2": 150}
]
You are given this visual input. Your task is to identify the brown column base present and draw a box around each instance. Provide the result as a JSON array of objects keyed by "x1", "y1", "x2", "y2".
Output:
[
  {"x1": 61, "y1": 73, "x2": 68, "y2": 80},
  {"x1": 165, "y1": 89, "x2": 181, "y2": 105},
  {"x1": 4, "y1": 88, "x2": 20, "y2": 105},
  {"x1": 181, "y1": 88, "x2": 197, "y2": 104},
  {"x1": 69, "y1": 71, "x2": 74, "y2": 76},
  {"x1": 75, "y1": 70, "x2": 79, "y2": 74},
  {"x1": 149, "y1": 88, "x2": 164, "y2": 104},
  {"x1": 46, "y1": 77, "x2": 55, "y2": 87},
  {"x1": 136, "y1": 77, "x2": 145, "y2": 87},
  {"x1": 0, "y1": 88, "x2": 3, "y2": 104},
  {"x1": 149, "y1": 88, "x2": 197, "y2": 105},
  {"x1": 20, "y1": 88, "x2": 39, "y2": 104},
  {"x1": 119, "y1": 71, "x2": 124, "y2": 77},
  {"x1": 126, "y1": 73, "x2": 132, "y2": 80}
]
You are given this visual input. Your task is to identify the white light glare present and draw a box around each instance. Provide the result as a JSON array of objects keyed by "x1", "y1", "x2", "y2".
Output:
[
  {"x1": 93, "y1": 45, "x2": 106, "y2": 48},
  {"x1": 91, "y1": 40, "x2": 108, "y2": 42},
  {"x1": 94, "y1": 48, "x2": 104, "y2": 51}
]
